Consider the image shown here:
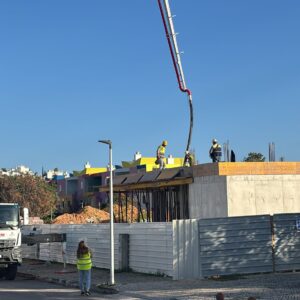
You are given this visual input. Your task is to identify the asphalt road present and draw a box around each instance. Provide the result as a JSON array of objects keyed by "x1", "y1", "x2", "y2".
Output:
[
  {"x1": 0, "y1": 276, "x2": 138, "y2": 300},
  {"x1": 2, "y1": 271, "x2": 300, "y2": 300}
]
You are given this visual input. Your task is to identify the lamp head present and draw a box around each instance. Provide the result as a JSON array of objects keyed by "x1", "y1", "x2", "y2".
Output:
[{"x1": 98, "y1": 139, "x2": 112, "y2": 146}]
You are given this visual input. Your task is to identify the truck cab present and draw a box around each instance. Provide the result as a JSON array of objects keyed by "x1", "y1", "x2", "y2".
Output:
[{"x1": 0, "y1": 203, "x2": 22, "y2": 280}]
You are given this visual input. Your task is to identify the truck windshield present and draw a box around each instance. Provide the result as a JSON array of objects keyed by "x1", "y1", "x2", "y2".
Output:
[{"x1": 0, "y1": 205, "x2": 19, "y2": 227}]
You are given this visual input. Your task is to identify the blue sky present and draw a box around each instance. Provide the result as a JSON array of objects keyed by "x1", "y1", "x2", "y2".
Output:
[{"x1": 1, "y1": 0, "x2": 299, "y2": 173}]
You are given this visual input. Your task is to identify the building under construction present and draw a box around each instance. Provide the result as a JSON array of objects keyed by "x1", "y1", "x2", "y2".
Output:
[{"x1": 99, "y1": 162, "x2": 300, "y2": 222}]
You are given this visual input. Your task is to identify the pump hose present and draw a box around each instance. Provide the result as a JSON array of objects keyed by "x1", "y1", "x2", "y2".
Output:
[{"x1": 157, "y1": 0, "x2": 194, "y2": 152}]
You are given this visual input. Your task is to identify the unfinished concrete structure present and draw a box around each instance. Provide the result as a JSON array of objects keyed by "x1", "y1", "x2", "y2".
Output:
[
  {"x1": 100, "y1": 162, "x2": 300, "y2": 221},
  {"x1": 189, "y1": 162, "x2": 300, "y2": 219}
]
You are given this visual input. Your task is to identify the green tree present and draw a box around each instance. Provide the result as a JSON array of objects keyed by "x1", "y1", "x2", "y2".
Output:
[
  {"x1": 243, "y1": 152, "x2": 265, "y2": 162},
  {"x1": 0, "y1": 175, "x2": 57, "y2": 219},
  {"x1": 72, "y1": 170, "x2": 82, "y2": 177}
]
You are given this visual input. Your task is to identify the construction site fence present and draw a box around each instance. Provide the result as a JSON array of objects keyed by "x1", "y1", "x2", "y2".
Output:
[
  {"x1": 21, "y1": 222, "x2": 173, "y2": 277},
  {"x1": 21, "y1": 213, "x2": 300, "y2": 279}
]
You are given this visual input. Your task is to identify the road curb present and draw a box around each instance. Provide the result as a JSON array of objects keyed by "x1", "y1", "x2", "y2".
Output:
[
  {"x1": 17, "y1": 271, "x2": 119, "y2": 294},
  {"x1": 17, "y1": 272, "x2": 36, "y2": 280},
  {"x1": 96, "y1": 283, "x2": 119, "y2": 294}
]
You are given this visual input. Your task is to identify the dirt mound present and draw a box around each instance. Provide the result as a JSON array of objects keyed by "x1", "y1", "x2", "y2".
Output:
[
  {"x1": 53, "y1": 202, "x2": 147, "y2": 224},
  {"x1": 52, "y1": 206, "x2": 110, "y2": 224}
]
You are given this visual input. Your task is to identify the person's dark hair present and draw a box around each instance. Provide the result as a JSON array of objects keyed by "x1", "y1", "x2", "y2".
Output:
[
  {"x1": 77, "y1": 240, "x2": 89, "y2": 258},
  {"x1": 248, "y1": 297, "x2": 256, "y2": 300},
  {"x1": 216, "y1": 292, "x2": 224, "y2": 300}
]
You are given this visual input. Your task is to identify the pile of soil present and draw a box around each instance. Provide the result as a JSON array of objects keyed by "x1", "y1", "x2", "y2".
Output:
[
  {"x1": 52, "y1": 202, "x2": 147, "y2": 224},
  {"x1": 52, "y1": 206, "x2": 110, "y2": 224}
]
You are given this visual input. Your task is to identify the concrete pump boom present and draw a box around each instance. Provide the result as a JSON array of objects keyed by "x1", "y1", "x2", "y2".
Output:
[{"x1": 157, "y1": 0, "x2": 194, "y2": 153}]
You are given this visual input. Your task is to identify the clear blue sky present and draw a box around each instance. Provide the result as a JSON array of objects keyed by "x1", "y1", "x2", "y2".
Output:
[{"x1": 1, "y1": 0, "x2": 299, "y2": 173}]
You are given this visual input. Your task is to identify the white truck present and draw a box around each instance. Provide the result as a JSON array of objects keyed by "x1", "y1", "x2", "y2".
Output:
[{"x1": 0, "y1": 203, "x2": 24, "y2": 280}]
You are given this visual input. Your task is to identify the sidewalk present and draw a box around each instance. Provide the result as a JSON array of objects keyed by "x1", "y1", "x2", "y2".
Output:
[{"x1": 18, "y1": 259, "x2": 300, "y2": 300}]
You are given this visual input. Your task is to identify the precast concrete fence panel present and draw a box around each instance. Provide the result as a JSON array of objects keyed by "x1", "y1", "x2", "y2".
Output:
[
  {"x1": 22, "y1": 225, "x2": 63, "y2": 263},
  {"x1": 198, "y1": 215, "x2": 273, "y2": 277},
  {"x1": 22, "y1": 224, "x2": 121, "y2": 269},
  {"x1": 64, "y1": 224, "x2": 113, "y2": 269},
  {"x1": 120, "y1": 223, "x2": 173, "y2": 276},
  {"x1": 273, "y1": 213, "x2": 300, "y2": 272},
  {"x1": 21, "y1": 213, "x2": 300, "y2": 279},
  {"x1": 173, "y1": 219, "x2": 199, "y2": 279},
  {"x1": 22, "y1": 223, "x2": 173, "y2": 276}
]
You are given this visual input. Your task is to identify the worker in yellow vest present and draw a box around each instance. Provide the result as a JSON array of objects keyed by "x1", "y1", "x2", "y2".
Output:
[
  {"x1": 155, "y1": 140, "x2": 168, "y2": 170},
  {"x1": 184, "y1": 150, "x2": 194, "y2": 167},
  {"x1": 76, "y1": 240, "x2": 92, "y2": 296},
  {"x1": 209, "y1": 139, "x2": 222, "y2": 162}
]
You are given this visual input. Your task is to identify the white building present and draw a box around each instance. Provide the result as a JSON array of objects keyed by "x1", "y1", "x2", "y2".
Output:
[
  {"x1": 45, "y1": 169, "x2": 70, "y2": 180},
  {"x1": 0, "y1": 165, "x2": 34, "y2": 176}
]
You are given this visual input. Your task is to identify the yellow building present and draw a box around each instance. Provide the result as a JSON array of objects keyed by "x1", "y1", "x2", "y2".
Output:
[
  {"x1": 77, "y1": 162, "x2": 107, "y2": 175},
  {"x1": 122, "y1": 155, "x2": 184, "y2": 172}
]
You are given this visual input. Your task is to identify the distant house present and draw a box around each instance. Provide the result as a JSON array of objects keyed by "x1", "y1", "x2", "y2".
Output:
[
  {"x1": 56, "y1": 163, "x2": 108, "y2": 213},
  {"x1": 0, "y1": 165, "x2": 34, "y2": 176},
  {"x1": 45, "y1": 169, "x2": 70, "y2": 181},
  {"x1": 122, "y1": 151, "x2": 184, "y2": 172},
  {"x1": 55, "y1": 153, "x2": 184, "y2": 214}
]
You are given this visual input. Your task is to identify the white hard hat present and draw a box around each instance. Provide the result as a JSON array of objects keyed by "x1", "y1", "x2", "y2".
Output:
[{"x1": 212, "y1": 139, "x2": 217, "y2": 143}]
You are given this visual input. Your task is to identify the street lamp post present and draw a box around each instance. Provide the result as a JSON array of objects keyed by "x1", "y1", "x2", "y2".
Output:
[{"x1": 98, "y1": 139, "x2": 115, "y2": 285}]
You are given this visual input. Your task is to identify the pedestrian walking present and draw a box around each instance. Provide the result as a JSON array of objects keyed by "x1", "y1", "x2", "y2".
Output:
[{"x1": 76, "y1": 240, "x2": 92, "y2": 296}]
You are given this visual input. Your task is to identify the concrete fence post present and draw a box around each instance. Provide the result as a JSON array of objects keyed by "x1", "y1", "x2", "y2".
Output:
[{"x1": 119, "y1": 234, "x2": 129, "y2": 271}]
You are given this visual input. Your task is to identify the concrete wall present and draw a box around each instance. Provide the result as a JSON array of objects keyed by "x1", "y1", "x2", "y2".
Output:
[
  {"x1": 189, "y1": 175, "x2": 228, "y2": 219},
  {"x1": 189, "y1": 174, "x2": 300, "y2": 219},
  {"x1": 227, "y1": 175, "x2": 300, "y2": 216}
]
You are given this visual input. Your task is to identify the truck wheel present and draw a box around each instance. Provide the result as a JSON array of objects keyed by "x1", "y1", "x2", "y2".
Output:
[{"x1": 5, "y1": 264, "x2": 17, "y2": 280}]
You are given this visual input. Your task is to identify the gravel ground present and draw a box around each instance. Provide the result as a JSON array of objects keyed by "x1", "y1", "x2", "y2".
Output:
[{"x1": 18, "y1": 259, "x2": 300, "y2": 300}]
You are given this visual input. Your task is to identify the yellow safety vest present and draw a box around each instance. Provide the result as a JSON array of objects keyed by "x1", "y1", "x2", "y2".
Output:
[
  {"x1": 157, "y1": 145, "x2": 166, "y2": 158},
  {"x1": 77, "y1": 252, "x2": 92, "y2": 270}
]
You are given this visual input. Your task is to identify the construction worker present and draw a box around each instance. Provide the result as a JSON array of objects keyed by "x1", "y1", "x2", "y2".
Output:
[
  {"x1": 184, "y1": 150, "x2": 193, "y2": 167},
  {"x1": 156, "y1": 140, "x2": 168, "y2": 170},
  {"x1": 76, "y1": 240, "x2": 92, "y2": 296},
  {"x1": 209, "y1": 139, "x2": 222, "y2": 162}
]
